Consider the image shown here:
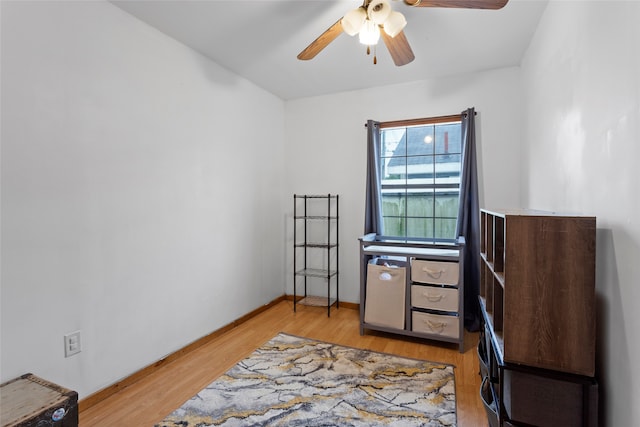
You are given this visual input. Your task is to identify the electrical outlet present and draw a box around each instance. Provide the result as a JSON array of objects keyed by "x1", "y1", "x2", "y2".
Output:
[{"x1": 64, "y1": 331, "x2": 82, "y2": 357}]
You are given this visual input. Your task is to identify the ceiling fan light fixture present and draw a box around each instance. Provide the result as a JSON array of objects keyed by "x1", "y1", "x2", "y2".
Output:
[
  {"x1": 342, "y1": 7, "x2": 367, "y2": 36},
  {"x1": 298, "y1": 0, "x2": 509, "y2": 66},
  {"x1": 359, "y1": 19, "x2": 380, "y2": 46},
  {"x1": 367, "y1": 0, "x2": 392, "y2": 25},
  {"x1": 383, "y1": 11, "x2": 407, "y2": 37}
]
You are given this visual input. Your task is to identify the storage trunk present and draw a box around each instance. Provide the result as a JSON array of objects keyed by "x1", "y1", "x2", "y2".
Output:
[{"x1": 0, "y1": 373, "x2": 78, "y2": 427}]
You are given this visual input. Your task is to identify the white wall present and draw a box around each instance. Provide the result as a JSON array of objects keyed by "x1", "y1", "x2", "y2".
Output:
[
  {"x1": 0, "y1": 1, "x2": 286, "y2": 398},
  {"x1": 8, "y1": 3, "x2": 634, "y2": 424},
  {"x1": 521, "y1": 1, "x2": 640, "y2": 425},
  {"x1": 284, "y1": 67, "x2": 523, "y2": 304}
]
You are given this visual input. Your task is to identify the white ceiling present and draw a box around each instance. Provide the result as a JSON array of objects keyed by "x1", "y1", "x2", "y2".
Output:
[{"x1": 111, "y1": 0, "x2": 548, "y2": 100}]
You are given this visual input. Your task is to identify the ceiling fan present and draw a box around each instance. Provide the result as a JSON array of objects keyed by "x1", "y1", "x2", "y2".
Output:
[{"x1": 297, "y1": 0, "x2": 509, "y2": 66}]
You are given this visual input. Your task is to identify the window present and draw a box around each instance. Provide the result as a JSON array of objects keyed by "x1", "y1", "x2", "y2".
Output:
[{"x1": 378, "y1": 115, "x2": 462, "y2": 241}]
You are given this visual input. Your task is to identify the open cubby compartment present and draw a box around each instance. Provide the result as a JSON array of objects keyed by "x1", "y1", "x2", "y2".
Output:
[
  {"x1": 493, "y1": 216, "x2": 505, "y2": 273},
  {"x1": 492, "y1": 278, "x2": 504, "y2": 332},
  {"x1": 488, "y1": 275, "x2": 504, "y2": 332},
  {"x1": 486, "y1": 213, "x2": 494, "y2": 264},
  {"x1": 480, "y1": 211, "x2": 487, "y2": 255},
  {"x1": 480, "y1": 265, "x2": 504, "y2": 335},
  {"x1": 481, "y1": 211, "x2": 505, "y2": 273},
  {"x1": 480, "y1": 258, "x2": 487, "y2": 298},
  {"x1": 482, "y1": 263, "x2": 493, "y2": 313}
]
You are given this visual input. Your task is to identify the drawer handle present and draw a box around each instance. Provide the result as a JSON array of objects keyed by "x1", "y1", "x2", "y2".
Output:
[
  {"x1": 424, "y1": 319, "x2": 447, "y2": 333},
  {"x1": 422, "y1": 267, "x2": 444, "y2": 279},
  {"x1": 422, "y1": 292, "x2": 444, "y2": 302},
  {"x1": 377, "y1": 270, "x2": 400, "y2": 280}
]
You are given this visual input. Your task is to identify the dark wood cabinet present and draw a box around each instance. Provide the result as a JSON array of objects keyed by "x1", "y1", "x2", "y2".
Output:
[{"x1": 479, "y1": 208, "x2": 598, "y2": 427}]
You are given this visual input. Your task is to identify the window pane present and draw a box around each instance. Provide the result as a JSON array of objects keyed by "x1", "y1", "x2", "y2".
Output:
[
  {"x1": 381, "y1": 128, "x2": 407, "y2": 184},
  {"x1": 381, "y1": 129, "x2": 406, "y2": 187},
  {"x1": 382, "y1": 193, "x2": 405, "y2": 217},
  {"x1": 435, "y1": 218, "x2": 457, "y2": 239},
  {"x1": 406, "y1": 192, "x2": 434, "y2": 217},
  {"x1": 383, "y1": 216, "x2": 405, "y2": 237},
  {"x1": 435, "y1": 154, "x2": 461, "y2": 185},
  {"x1": 435, "y1": 123, "x2": 462, "y2": 155},
  {"x1": 381, "y1": 156, "x2": 407, "y2": 185},
  {"x1": 407, "y1": 217, "x2": 434, "y2": 239},
  {"x1": 407, "y1": 155, "x2": 434, "y2": 185},
  {"x1": 382, "y1": 192, "x2": 405, "y2": 237},
  {"x1": 407, "y1": 126, "x2": 435, "y2": 156},
  {"x1": 434, "y1": 193, "x2": 460, "y2": 217},
  {"x1": 381, "y1": 128, "x2": 406, "y2": 157}
]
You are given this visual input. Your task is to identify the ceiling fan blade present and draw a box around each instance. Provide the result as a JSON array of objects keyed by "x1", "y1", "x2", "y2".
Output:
[
  {"x1": 381, "y1": 30, "x2": 415, "y2": 66},
  {"x1": 297, "y1": 19, "x2": 344, "y2": 60},
  {"x1": 404, "y1": 0, "x2": 508, "y2": 9}
]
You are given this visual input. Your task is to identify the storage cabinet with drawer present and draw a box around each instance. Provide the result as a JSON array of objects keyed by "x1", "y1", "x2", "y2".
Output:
[{"x1": 358, "y1": 234, "x2": 465, "y2": 352}]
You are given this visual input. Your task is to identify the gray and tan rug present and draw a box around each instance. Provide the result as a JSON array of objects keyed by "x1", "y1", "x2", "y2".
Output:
[{"x1": 155, "y1": 332, "x2": 456, "y2": 426}]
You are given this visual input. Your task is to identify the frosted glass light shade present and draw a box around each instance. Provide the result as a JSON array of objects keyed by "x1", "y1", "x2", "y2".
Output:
[
  {"x1": 383, "y1": 11, "x2": 407, "y2": 37},
  {"x1": 359, "y1": 19, "x2": 380, "y2": 45},
  {"x1": 367, "y1": 0, "x2": 391, "y2": 25},
  {"x1": 342, "y1": 7, "x2": 367, "y2": 36}
]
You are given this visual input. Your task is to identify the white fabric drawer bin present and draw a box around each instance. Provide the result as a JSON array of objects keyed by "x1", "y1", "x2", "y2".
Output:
[
  {"x1": 364, "y1": 263, "x2": 406, "y2": 329},
  {"x1": 411, "y1": 285, "x2": 459, "y2": 312},
  {"x1": 412, "y1": 311, "x2": 459, "y2": 339},
  {"x1": 411, "y1": 259, "x2": 459, "y2": 286}
]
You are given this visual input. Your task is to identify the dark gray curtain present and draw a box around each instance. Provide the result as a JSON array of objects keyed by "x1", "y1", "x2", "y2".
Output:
[
  {"x1": 364, "y1": 120, "x2": 383, "y2": 235},
  {"x1": 456, "y1": 107, "x2": 481, "y2": 331}
]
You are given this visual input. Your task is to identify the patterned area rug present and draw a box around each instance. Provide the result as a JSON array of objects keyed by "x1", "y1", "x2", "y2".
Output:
[{"x1": 156, "y1": 333, "x2": 456, "y2": 426}]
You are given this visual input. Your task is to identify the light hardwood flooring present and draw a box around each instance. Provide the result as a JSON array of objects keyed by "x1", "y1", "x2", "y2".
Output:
[{"x1": 80, "y1": 300, "x2": 488, "y2": 426}]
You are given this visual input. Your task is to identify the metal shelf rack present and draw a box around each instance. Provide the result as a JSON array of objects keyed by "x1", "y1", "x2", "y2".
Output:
[{"x1": 293, "y1": 194, "x2": 339, "y2": 316}]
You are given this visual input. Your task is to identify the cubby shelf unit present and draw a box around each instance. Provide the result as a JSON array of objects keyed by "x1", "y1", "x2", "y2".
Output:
[{"x1": 478, "y1": 208, "x2": 598, "y2": 427}]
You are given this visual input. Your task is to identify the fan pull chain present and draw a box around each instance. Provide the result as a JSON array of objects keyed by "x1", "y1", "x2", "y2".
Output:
[{"x1": 365, "y1": 45, "x2": 377, "y2": 65}]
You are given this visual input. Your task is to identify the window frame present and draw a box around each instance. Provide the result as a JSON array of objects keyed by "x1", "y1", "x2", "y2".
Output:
[{"x1": 377, "y1": 114, "x2": 463, "y2": 243}]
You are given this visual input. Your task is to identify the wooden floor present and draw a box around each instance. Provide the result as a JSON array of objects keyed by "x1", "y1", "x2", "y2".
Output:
[{"x1": 80, "y1": 300, "x2": 488, "y2": 426}]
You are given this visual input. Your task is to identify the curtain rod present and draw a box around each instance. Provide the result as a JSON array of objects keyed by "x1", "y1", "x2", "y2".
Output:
[{"x1": 365, "y1": 111, "x2": 476, "y2": 128}]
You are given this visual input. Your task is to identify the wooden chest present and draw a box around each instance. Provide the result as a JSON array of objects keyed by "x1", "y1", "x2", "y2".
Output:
[{"x1": 0, "y1": 374, "x2": 78, "y2": 427}]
